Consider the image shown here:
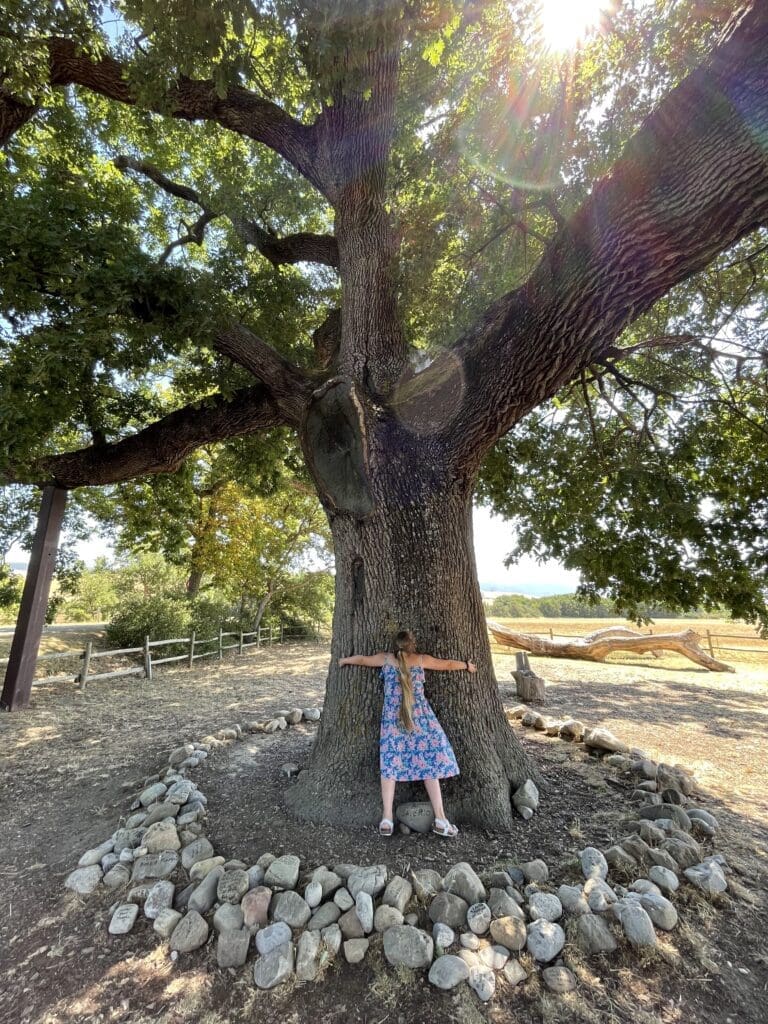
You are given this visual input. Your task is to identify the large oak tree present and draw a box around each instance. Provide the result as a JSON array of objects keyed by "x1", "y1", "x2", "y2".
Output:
[{"x1": 1, "y1": 1, "x2": 767, "y2": 826}]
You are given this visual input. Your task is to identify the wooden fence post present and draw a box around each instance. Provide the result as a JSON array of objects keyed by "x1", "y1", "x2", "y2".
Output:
[
  {"x1": 707, "y1": 630, "x2": 714, "y2": 656},
  {"x1": 1, "y1": 485, "x2": 68, "y2": 712},
  {"x1": 238, "y1": 631, "x2": 244, "y2": 655},
  {"x1": 143, "y1": 635, "x2": 152, "y2": 682},
  {"x1": 549, "y1": 628, "x2": 554, "y2": 641},
  {"x1": 269, "y1": 624, "x2": 274, "y2": 644},
  {"x1": 218, "y1": 627, "x2": 223, "y2": 661},
  {"x1": 280, "y1": 621, "x2": 284, "y2": 644},
  {"x1": 78, "y1": 641, "x2": 92, "y2": 691},
  {"x1": 188, "y1": 631, "x2": 195, "y2": 668}
]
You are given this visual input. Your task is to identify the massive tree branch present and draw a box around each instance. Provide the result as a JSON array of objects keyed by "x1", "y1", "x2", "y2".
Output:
[
  {"x1": 1, "y1": 38, "x2": 325, "y2": 195},
  {"x1": 428, "y1": 2, "x2": 768, "y2": 468},
  {"x1": 214, "y1": 324, "x2": 312, "y2": 425},
  {"x1": 7, "y1": 386, "x2": 283, "y2": 489},
  {"x1": 114, "y1": 155, "x2": 338, "y2": 267}
]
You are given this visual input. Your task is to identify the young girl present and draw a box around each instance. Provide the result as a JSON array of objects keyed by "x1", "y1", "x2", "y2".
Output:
[{"x1": 339, "y1": 629, "x2": 477, "y2": 837}]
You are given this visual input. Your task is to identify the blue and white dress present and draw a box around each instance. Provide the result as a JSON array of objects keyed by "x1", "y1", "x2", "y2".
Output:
[{"x1": 379, "y1": 660, "x2": 459, "y2": 781}]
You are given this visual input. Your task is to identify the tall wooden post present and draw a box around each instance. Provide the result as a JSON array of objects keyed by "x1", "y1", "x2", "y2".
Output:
[{"x1": 1, "y1": 485, "x2": 68, "y2": 712}]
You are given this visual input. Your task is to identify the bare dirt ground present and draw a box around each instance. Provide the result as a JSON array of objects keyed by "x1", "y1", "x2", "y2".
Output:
[{"x1": 0, "y1": 640, "x2": 766, "y2": 1024}]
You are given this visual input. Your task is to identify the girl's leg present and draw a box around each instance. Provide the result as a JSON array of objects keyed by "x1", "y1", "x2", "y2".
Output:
[
  {"x1": 423, "y1": 778, "x2": 446, "y2": 820},
  {"x1": 381, "y1": 777, "x2": 396, "y2": 822}
]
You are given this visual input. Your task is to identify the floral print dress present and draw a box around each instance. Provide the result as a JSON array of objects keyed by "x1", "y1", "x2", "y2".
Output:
[{"x1": 379, "y1": 659, "x2": 460, "y2": 781}]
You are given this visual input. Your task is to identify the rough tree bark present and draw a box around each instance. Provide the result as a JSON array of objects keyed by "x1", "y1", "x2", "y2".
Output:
[{"x1": 487, "y1": 621, "x2": 735, "y2": 673}]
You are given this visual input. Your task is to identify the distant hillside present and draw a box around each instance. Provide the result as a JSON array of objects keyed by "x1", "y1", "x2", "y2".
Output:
[{"x1": 487, "y1": 592, "x2": 726, "y2": 619}]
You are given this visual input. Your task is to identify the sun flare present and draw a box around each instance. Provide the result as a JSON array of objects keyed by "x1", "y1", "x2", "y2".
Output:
[{"x1": 538, "y1": 0, "x2": 609, "y2": 51}]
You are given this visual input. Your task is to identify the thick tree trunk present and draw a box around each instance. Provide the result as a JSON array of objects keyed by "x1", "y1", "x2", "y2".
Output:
[
  {"x1": 186, "y1": 569, "x2": 203, "y2": 598},
  {"x1": 287, "y1": 436, "x2": 538, "y2": 829}
]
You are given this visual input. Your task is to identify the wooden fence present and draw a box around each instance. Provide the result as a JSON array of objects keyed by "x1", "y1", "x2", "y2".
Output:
[{"x1": 0, "y1": 621, "x2": 322, "y2": 690}]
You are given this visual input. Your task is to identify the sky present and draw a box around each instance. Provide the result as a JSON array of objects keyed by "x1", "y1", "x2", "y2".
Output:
[{"x1": 7, "y1": 503, "x2": 580, "y2": 597}]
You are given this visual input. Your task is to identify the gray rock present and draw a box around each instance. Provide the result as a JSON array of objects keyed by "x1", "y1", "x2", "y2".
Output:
[
  {"x1": 383, "y1": 925, "x2": 434, "y2": 968},
  {"x1": 580, "y1": 847, "x2": 609, "y2": 881},
  {"x1": 65, "y1": 865, "x2": 103, "y2": 895},
  {"x1": 143, "y1": 819, "x2": 181, "y2": 855},
  {"x1": 253, "y1": 942, "x2": 295, "y2": 989},
  {"x1": 304, "y1": 881, "x2": 323, "y2": 908},
  {"x1": 489, "y1": 915, "x2": 527, "y2": 951},
  {"x1": 615, "y1": 900, "x2": 656, "y2": 946},
  {"x1": 188, "y1": 866, "x2": 224, "y2": 914},
  {"x1": 478, "y1": 944, "x2": 509, "y2": 970},
  {"x1": 281, "y1": 762, "x2": 300, "y2": 778},
  {"x1": 142, "y1": 802, "x2": 180, "y2": 827},
  {"x1": 218, "y1": 869, "x2": 250, "y2": 904},
  {"x1": 606, "y1": 845, "x2": 639, "y2": 872},
  {"x1": 334, "y1": 887, "x2": 354, "y2": 912},
  {"x1": 296, "y1": 930, "x2": 321, "y2": 981},
  {"x1": 528, "y1": 893, "x2": 563, "y2": 922},
  {"x1": 661, "y1": 837, "x2": 702, "y2": 870},
  {"x1": 468, "y1": 964, "x2": 495, "y2": 1001},
  {"x1": 144, "y1": 880, "x2": 175, "y2": 919},
  {"x1": 247, "y1": 864, "x2": 266, "y2": 890},
  {"x1": 639, "y1": 892, "x2": 678, "y2": 930},
  {"x1": 108, "y1": 903, "x2": 139, "y2": 935},
  {"x1": 559, "y1": 719, "x2": 585, "y2": 741},
  {"x1": 124, "y1": 813, "x2": 147, "y2": 830},
  {"x1": 168, "y1": 744, "x2": 194, "y2": 766},
  {"x1": 687, "y1": 808, "x2": 719, "y2": 830},
  {"x1": 355, "y1": 891, "x2": 374, "y2": 934},
  {"x1": 343, "y1": 938, "x2": 369, "y2": 964},
  {"x1": 622, "y1": 834, "x2": 652, "y2": 864},
  {"x1": 638, "y1": 803, "x2": 692, "y2": 832},
  {"x1": 584, "y1": 877, "x2": 618, "y2": 913},
  {"x1": 113, "y1": 828, "x2": 142, "y2": 854},
  {"x1": 348, "y1": 864, "x2": 388, "y2": 899},
  {"x1": 521, "y1": 859, "x2": 549, "y2": 883},
  {"x1": 169, "y1": 910, "x2": 209, "y2": 953},
  {"x1": 583, "y1": 727, "x2": 629, "y2": 754},
  {"x1": 264, "y1": 854, "x2": 300, "y2": 890},
  {"x1": 542, "y1": 966, "x2": 577, "y2": 993},
  {"x1": 525, "y1": 920, "x2": 565, "y2": 962},
  {"x1": 79, "y1": 840, "x2": 115, "y2": 867},
  {"x1": 131, "y1": 851, "x2": 178, "y2": 883},
  {"x1": 138, "y1": 782, "x2": 167, "y2": 807},
  {"x1": 153, "y1": 907, "x2": 182, "y2": 938},
  {"x1": 217, "y1": 927, "x2": 250, "y2": 968},
  {"x1": 321, "y1": 923, "x2": 342, "y2": 957},
  {"x1": 684, "y1": 861, "x2": 728, "y2": 894},
  {"x1": 503, "y1": 959, "x2": 528, "y2": 986},
  {"x1": 383, "y1": 875, "x2": 413, "y2": 914},
  {"x1": 647, "y1": 848, "x2": 680, "y2": 872},
  {"x1": 442, "y1": 862, "x2": 486, "y2": 905},
  {"x1": 393, "y1": 802, "x2": 436, "y2": 835},
  {"x1": 460, "y1": 932, "x2": 480, "y2": 950},
  {"x1": 467, "y1": 902, "x2": 492, "y2": 934},
  {"x1": 271, "y1": 890, "x2": 312, "y2": 928},
  {"x1": 432, "y1": 922, "x2": 455, "y2": 949},
  {"x1": 308, "y1": 902, "x2": 342, "y2": 931},
  {"x1": 521, "y1": 710, "x2": 545, "y2": 729},
  {"x1": 338, "y1": 907, "x2": 365, "y2": 939},
  {"x1": 285, "y1": 708, "x2": 303, "y2": 725},
  {"x1": 311, "y1": 866, "x2": 343, "y2": 898},
  {"x1": 557, "y1": 884, "x2": 590, "y2": 917},
  {"x1": 213, "y1": 903, "x2": 244, "y2": 932},
  {"x1": 512, "y1": 779, "x2": 539, "y2": 817},
  {"x1": 189, "y1": 856, "x2": 225, "y2": 881},
  {"x1": 302, "y1": 708, "x2": 321, "y2": 721},
  {"x1": 429, "y1": 892, "x2": 469, "y2": 929},
  {"x1": 256, "y1": 921, "x2": 293, "y2": 955},
  {"x1": 428, "y1": 955, "x2": 469, "y2": 990},
  {"x1": 488, "y1": 888, "x2": 524, "y2": 919},
  {"x1": 575, "y1": 914, "x2": 618, "y2": 954},
  {"x1": 629, "y1": 879, "x2": 663, "y2": 897},
  {"x1": 374, "y1": 905, "x2": 404, "y2": 932},
  {"x1": 411, "y1": 869, "x2": 442, "y2": 900},
  {"x1": 166, "y1": 780, "x2": 196, "y2": 805},
  {"x1": 103, "y1": 864, "x2": 131, "y2": 890},
  {"x1": 648, "y1": 866, "x2": 679, "y2": 893}
]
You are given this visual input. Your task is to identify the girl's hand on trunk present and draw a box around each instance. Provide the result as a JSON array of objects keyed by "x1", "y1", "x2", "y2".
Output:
[{"x1": 467, "y1": 661, "x2": 477, "y2": 673}]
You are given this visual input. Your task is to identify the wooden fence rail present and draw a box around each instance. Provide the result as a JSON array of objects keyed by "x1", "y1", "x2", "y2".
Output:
[{"x1": 0, "y1": 621, "x2": 322, "y2": 690}]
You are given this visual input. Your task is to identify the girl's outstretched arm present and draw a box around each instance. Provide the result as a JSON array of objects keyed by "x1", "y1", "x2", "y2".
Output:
[
  {"x1": 421, "y1": 655, "x2": 477, "y2": 673},
  {"x1": 338, "y1": 653, "x2": 389, "y2": 667}
]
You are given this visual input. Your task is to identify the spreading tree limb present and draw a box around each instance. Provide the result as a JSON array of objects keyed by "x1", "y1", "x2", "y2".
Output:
[{"x1": 487, "y1": 621, "x2": 735, "y2": 673}]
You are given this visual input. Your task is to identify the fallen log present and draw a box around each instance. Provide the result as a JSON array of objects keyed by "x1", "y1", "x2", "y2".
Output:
[{"x1": 487, "y1": 622, "x2": 734, "y2": 673}]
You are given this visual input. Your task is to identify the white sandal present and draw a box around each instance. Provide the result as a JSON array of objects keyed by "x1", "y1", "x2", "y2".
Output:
[
  {"x1": 378, "y1": 818, "x2": 394, "y2": 837},
  {"x1": 432, "y1": 817, "x2": 459, "y2": 838}
]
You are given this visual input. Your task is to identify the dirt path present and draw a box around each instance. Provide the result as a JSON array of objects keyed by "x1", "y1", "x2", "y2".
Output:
[{"x1": 0, "y1": 643, "x2": 766, "y2": 1024}]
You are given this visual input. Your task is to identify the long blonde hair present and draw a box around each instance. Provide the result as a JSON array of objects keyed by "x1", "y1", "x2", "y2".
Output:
[{"x1": 393, "y1": 629, "x2": 417, "y2": 732}]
